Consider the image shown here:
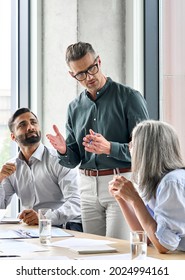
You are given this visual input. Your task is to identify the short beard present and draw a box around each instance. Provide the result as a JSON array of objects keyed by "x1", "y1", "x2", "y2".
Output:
[{"x1": 16, "y1": 131, "x2": 41, "y2": 146}]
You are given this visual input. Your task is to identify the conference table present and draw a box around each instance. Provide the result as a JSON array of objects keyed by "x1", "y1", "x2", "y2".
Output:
[{"x1": 0, "y1": 222, "x2": 185, "y2": 260}]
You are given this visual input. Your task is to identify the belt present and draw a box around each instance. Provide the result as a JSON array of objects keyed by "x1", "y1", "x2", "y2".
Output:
[{"x1": 80, "y1": 168, "x2": 131, "y2": 177}]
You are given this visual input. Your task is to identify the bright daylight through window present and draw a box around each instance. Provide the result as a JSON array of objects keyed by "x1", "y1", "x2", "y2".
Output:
[{"x1": 0, "y1": 0, "x2": 11, "y2": 167}]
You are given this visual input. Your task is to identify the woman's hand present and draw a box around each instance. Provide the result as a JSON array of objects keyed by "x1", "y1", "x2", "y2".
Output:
[{"x1": 109, "y1": 176, "x2": 139, "y2": 204}]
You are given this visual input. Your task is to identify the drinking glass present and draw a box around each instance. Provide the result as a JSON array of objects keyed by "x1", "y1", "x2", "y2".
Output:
[
  {"x1": 130, "y1": 230, "x2": 147, "y2": 260},
  {"x1": 38, "y1": 208, "x2": 52, "y2": 245}
]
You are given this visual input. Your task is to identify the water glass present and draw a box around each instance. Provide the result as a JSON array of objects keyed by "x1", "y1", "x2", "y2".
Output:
[
  {"x1": 130, "y1": 230, "x2": 147, "y2": 260},
  {"x1": 38, "y1": 208, "x2": 52, "y2": 245}
]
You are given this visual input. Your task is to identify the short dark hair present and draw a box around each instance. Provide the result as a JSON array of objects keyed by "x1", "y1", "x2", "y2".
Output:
[
  {"x1": 65, "y1": 42, "x2": 96, "y2": 65},
  {"x1": 8, "y1": 108, "x2": 38, "y2": 132}
]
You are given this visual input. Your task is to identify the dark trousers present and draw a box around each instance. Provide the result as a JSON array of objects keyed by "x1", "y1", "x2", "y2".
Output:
[{"x1": 66, "y1": 222, "x2": 83, "y2": 232}]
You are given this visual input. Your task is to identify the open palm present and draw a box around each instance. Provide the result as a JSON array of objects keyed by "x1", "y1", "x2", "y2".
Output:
[{"x1": 46, "y1": 124, "x2": 67, "y2": 154}]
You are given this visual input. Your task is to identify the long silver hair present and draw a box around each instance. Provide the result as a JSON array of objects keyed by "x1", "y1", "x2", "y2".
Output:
[{"x1": 131, "y1": 120, "x2": 185, "y2": 200}]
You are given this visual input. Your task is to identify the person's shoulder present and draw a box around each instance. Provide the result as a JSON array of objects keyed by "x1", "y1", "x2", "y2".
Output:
[
  {"x1": 43, "y1": 145, "x2": 58, "y2": 158},
  {"x1": 162, "y1": 169, "x2": 185, "y2": 183},
  {"x1": 110, "y1": 78, "x2": 140, "y2": 95},
  {"x1": 156, "y1": 169, "x2": 185, "y2": 198},
  {"x1": 6, "y1": 156, "x2": 17, "y2": 164},
  {"x1": 69, "y1": 90, "x2": 86, "y2": 106}
]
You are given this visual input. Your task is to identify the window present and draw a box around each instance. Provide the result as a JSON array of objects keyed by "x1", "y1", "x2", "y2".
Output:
[
  {"x1": 144, "y1": 0, "x2": 185, "y2": 160},
  {"x1": 144, "y1": 0, "x2": 159, "y2": 120},
  {"x1": 0, "y1": 0, "x2": 12, "y2": 167},
  {"x1": 0, "y1": 0, "x2": 30, "y2": 217},
  {"x1": 160, "y1": 0, "x2": 185, "y2": 161}
]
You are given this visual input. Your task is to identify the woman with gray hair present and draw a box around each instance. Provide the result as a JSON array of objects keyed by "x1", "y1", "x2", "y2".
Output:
[{"x1": 109, "y1": 120, "x2": 185, "y2": 253}]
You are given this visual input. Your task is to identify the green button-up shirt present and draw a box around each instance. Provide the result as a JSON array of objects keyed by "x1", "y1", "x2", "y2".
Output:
[{"x1": 58, "y1": 77, "x2": 149, "y2": 169}]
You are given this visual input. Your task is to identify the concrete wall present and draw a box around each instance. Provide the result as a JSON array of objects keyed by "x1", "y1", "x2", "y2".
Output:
[
  {"x1": 42, "y1": 0, "x2": 78, "y2": 140},
  {"x1": 42, "y1": 0, "x2": 126, "y2": 142}
]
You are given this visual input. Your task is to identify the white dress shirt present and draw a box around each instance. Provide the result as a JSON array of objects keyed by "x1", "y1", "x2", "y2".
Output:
[{"x1": 0, "y1": 143, "x2": 81, "y2": 226}]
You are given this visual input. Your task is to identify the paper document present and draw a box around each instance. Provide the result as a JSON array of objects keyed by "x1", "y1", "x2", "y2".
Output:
[
  {"x1": 0, "y1": 239, "x2": 48, "y2": 255},
  {"x1": 0, "y1": 227, "x2": 73, "y2": 239},
  {"x1": 70, "y1": 245, "x2": 117, "y2": 254},
  {"x1": 52, "y1": 238, "x2": 117, "y2": 255},
  {"x1": 52, "y1": 237, "x2": 115, "y2": 248},
  {"x1": 77, "y1": 253, "x2": 160, "y2": 260}
]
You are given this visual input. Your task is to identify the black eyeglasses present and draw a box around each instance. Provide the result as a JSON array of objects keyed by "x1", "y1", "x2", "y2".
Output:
[{"x1": 73, "y1": 57, "x2": 99, "y2": 81}]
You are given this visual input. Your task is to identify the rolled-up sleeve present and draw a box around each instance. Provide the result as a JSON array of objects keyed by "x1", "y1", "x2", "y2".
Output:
[
  {"x1": 153, "y1": 175, "x2": 185, "y2": 251},
  {"x1": 155, "y1": 219, "x2": 181, "y2": 251}
]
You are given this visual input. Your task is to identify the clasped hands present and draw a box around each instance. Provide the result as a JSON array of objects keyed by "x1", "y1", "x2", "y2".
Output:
[
  {"x1": 82, "y1": 129, "x2": 111, "y2": 155},
  {"x1": 47, "y1": 125, "x2": 111, "y2": 155}
]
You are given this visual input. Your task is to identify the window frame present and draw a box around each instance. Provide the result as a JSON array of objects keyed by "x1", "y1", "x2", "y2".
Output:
[
  {"x1": 144, "y1": 0, "x2": 159, "y2": 120},
  {"x1": 10, "y1": 0, "x2": 31, "y2": 216}
]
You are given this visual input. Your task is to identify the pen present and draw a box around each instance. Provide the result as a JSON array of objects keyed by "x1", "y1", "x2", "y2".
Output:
[
  {"x1": 89, "y1": 132, "x2": 96, "y2": 145},
  {"x1": 113, "y1": 168, "x2": 120, "y2": 177}
]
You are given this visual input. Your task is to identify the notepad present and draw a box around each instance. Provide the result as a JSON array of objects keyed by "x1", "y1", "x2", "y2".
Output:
[
  {"x1": 69, "y1": 245, "x2": 117, "y2": 254},
  {"x1": 0, "y1": 217, "x2": 21, "y2": 224},
  {"x1": 0, "y1": 210, "x2": 20, "y2": 224}
]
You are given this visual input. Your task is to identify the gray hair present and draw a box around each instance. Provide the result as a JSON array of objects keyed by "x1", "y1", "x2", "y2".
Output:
[
  {"x1": 65, "y1": 42, "x2": 96, "y2": 65},
  {"x1": 131, "y1": 120, "x2": 185, "y2": 200}
]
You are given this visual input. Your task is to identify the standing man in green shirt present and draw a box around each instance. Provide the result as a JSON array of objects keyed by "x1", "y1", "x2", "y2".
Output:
[{"x1": 47, "y1": 41, "x2": 149, "y2": 239}]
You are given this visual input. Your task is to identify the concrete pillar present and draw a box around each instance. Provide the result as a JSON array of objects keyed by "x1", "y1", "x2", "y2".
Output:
[{"x1": 42, "y1": 0, "x2": 126, "y2": 140}]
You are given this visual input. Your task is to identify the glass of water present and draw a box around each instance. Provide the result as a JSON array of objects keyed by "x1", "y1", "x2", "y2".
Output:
[
  {"x1": 38, "y1": 208, "x2": 52, "y2": 245},
  {"x1": 130, "y1": 230, "x2": 147, "y2": 260}
]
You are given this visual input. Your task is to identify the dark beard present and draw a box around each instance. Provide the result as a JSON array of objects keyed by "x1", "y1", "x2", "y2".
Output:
[{"x1": 16, "y1": 131, "x2": 41, "y2": 146}]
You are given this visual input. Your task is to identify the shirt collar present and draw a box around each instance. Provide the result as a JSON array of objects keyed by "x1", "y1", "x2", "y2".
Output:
[
  {"x1": 30, "y1": 142, "x2": 45, "y2": 161},
  {"x1": 86, "y1": 77, "x2": 112, "y2": 99},
  {"x1": 17, "y1": 142, "x2": 44, "y2": 162}
]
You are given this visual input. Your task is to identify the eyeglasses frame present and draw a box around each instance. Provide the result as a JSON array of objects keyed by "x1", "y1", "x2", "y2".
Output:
[{"x1": 72, "y1": 56, "x2": 99, "y2": 81}]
